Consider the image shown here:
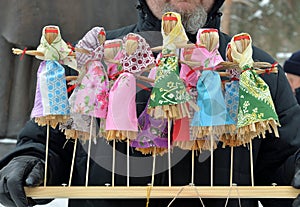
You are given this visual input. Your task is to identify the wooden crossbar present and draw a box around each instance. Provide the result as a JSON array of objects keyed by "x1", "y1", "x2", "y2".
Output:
[{"x1": 25, "y1": 186, "x2": 300, "y2": 199}]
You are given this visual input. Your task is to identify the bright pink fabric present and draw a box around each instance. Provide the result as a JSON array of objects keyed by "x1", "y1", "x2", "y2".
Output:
[{"x1": 105, "y1": 72, "x2": 138, "y2": 131}]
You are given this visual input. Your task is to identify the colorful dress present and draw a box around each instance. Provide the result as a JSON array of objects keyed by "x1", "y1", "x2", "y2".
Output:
[
  {"x1": 130, "y1": 102, "x2": 168, "y2": 155},
  {"x1": 230, "y1": 33, "x2": 280, "y2": 144},
  {"x1": 190, "y1": 28, "x2": 235, "y2": 151},
  {"x1": 148, "y1": 12, "x2": 191, "y2": 120},
  {"x1": 105, "y1": 33, "x2": 155, "y2": 141},
  {"x1": 31, "y1": 25, "x2": 77, "y2": 128},
  {"x1": 61, "y1": 27, "x2": 108, "y2": 140}
]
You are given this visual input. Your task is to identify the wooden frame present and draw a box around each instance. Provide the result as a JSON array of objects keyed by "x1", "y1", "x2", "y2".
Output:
[{"x1": 25, "y1": 186, "x2": 299, "y2": 199}]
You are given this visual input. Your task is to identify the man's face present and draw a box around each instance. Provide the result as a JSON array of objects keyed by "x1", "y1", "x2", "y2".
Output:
[
  {"x1": 146, "y1": 0, "x2": 214, "y2": 18},
  {"x1": 146, "y1": 0, "x2": 215, "y2": 34},
  {"x1": 286, "y1": 73, "x2": 300, "y2": 94}
]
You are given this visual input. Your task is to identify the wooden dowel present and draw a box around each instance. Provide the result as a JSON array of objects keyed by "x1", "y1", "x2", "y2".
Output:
[
  {"x1": 191, "y1": 149, "x2": 195, "y2": 185},
  {"x1": 44, "y1": 123, "x2": 50, "y2": 187},
  {"x1": 168, "y1": 117, "x2": 172, "y2": 187},
  {"x1": 112, "y1": 140, "x2": 116, "y2": 187},
  {"x1": 85, "y1": 118, "x2": 93, "y2": 187},
  {"x1": 250, "y1": 141, "x2": 254, "y2": 187},
  {"x1": 68, "y1": 138, "x2": 78, "y2": 187},
  {"x1": 25, "y1": 186, "x2": 300, "y2": 199},
  {"x1": 210, "y1": 135, "x2": 214, "y2": 187},
  {"x1": 127, "y1": 140, "x2": 130, "y2": 187},
  {"x1": 151, "y1": 148, "x2": 156, "y2": 187},
  {"x1": 230, "y1": 146, "x2": 234, "y2": 187}
]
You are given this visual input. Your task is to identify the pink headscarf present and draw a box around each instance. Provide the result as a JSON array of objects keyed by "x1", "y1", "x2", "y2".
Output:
[{"x1": 192, "y1": 28, "x2": 224, "y2": 67}]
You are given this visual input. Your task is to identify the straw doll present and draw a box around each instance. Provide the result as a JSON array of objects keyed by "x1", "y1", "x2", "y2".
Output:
[
  {"x1": 190, "y1": 28, "x2": 235, "y2": 151},
  {"x1": 59, "y1": 27, "x2": 108, "y2": 187},
  {"x1": 12, "y1": 25, "x2": 77, "y2": 187},
  {"x1": 223, "y1": 33, "x2": 280, "y2": 187},
  {"x1": 104, "y1": 39, "x2": 124, "y2": 83},
  {"x1": 147, "y1": 12, "x2": 191, "y2": 120},
  {"x1": 172, "y1": 46, "x2": 200, "y2": 150},
  {"x1": 105, "y1": 33, "x2": 155, "y2": 141},
  {"x1": 12, "y1": 25, "x2": 77, "y2": 128},
  {"x1": 60, "y1": 27, "x2": 108, "y2": 141},
  {"x1": 229, "y1": 33, "x2": 280, "y2": 144}
]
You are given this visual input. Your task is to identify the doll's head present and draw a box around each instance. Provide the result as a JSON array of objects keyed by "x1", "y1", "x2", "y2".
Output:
[
  {"x1": 197, "y1": 28, "x2": 219, "y2": 52},
  {"x1": 104, "y1": 39, "x2": 122, "y2": 60},
  {"x1": 44, "y1": 26, "x2": 59, "y2": 44},
  {"x1": 124, "y1": 34, "x2": 139, "y2": 55},
  {"x1": 162, "y1": 12, "x2": 178, "y2": 35},
  {"x1": 233, "y1": 34, "x2": 251, "y2": 54},
  {"x1": 229, "y1": 33, "x2": 254, "y2": 69}
]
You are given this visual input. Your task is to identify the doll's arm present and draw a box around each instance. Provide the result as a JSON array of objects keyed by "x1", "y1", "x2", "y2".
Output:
[{"x1": 12, "y1": 48, "x2": 44, "y2": 57}]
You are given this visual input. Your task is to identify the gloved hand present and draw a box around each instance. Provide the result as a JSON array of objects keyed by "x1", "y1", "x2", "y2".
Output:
[
  {"x1": 0, "y1": 155, "x2": 45, "y2": 207},
  {"x1": 292, "y1": 157, "x2": 300, "y2": 207}
]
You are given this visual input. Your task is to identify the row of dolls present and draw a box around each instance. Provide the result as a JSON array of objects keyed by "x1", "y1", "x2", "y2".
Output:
[{"x1": 12, "y1": 11, "x2": 279, "y2": 156}]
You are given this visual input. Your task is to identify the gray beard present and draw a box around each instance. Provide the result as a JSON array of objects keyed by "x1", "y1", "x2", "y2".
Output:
[{"x1": 162, "y1": 4, "x2": 208, "y2": 34}]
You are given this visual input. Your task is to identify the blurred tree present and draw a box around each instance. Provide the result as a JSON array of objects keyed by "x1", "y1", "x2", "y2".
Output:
[{"x1": 221, "y1": 0, "x2": 300, "y2": 61}]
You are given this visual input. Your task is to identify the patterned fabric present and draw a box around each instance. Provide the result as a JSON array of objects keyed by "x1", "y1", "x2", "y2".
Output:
[
  {"x1": 149, "y1": 55, "x2": 191, "y2": 107},
  {"x1": 230, "y1": 33, "x2": 279, "y2": 143},
  {"x1": 35, "y1": 25, "x2": 77, "y2": 70},
  {"x1": 121, "y1": 33, "x2": 155, "y2": 73},
  {"x1": 31, "y1": 60, "x2": 69, "y2": 118},
  {"x1": 238, "y1": 70, "x2": 278, "y2": 128},
  {"x1": 224, "y1": 80, "x2": 239, "y2": 124},
  {"x1": 76, "y1": 27, "x2": 105, "y2": 69},
  {"x1": 71, "y1": 61, "x2": 109, "y2": 118},
  {"x1": 60, "y1": 89, "x2": 98, "y2": 140},
  {"x1": 130, "y1": 103, "x2": 168, "y2": 155},
  {"x1": 189, "y1": 29, "x2": 235, "y2": 149}
]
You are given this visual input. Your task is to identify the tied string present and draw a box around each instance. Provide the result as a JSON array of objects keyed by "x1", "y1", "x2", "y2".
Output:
[
  {"x1": 195, "y1": 44, "x2": 206, "y2": 49},
  {"x1": 67, "y1": 84, "x2": 77, "y2": 93},
  {"x1": 20, "y1": 48, "x2": 27, "y2": 60},
  {"x1": 166, "y1": 185, "x2": 205, "y2": 207},
  {"x1": 155, "y1": 59, "x2": 161, "y2": 67},
  {"x1": 224, "y1": 184, "x2": 242, "y2": 207},
  {"x1": 108, "y1": 70, "x2": 124, "y2": 81},
  {"x1": 67, "y1": 42, "x2": 75, "y2": 52},
  {"x1": 264, "y1": 62, "x2": 278, "y2": 75}
]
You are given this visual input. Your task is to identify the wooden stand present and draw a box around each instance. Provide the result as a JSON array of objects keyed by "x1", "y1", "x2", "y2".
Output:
[{"x1": 25, "y1": 186, "x2": 299, "y2": 199}]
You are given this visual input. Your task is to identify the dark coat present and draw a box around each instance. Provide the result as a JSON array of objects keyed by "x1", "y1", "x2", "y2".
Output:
[{"x1": 1, "y1": 0, "x2": 300, "y2": 206}]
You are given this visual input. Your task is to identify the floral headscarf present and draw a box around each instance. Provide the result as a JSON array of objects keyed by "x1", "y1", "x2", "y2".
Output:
[{"x1": 36, "y1": 25, "x2": 77, "y2": 69}]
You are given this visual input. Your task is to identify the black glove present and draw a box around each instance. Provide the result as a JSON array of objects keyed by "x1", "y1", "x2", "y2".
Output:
[
  {"x1": 0, "y1": 155, "x2": 45, "y2": 207},
  {"x1": 292, "y1": 157, "x2": 300, "y2": 207}
]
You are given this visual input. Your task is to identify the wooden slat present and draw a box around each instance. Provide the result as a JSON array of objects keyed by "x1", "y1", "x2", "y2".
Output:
[{"x1": 25, "y1": 186, "x2": 300, "y2": 199}]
